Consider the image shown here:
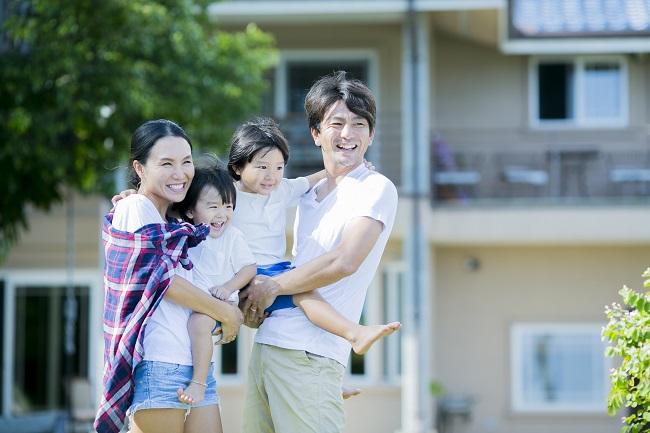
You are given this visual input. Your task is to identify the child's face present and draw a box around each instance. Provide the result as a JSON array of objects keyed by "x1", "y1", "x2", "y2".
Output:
[
  {"x1": 188, "y1": 186, "x2": 233, "y2": 239},
  {"x1": 235, "y1": 147, "x2": 285, "y2": 195}
]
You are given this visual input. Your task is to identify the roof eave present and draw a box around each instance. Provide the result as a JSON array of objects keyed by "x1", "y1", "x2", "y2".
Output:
[
  {"x1": 500, "y1": 37, "x2": 650, "y2": 55},
  {"x1": 207, "y1": 0, "x2": 505, "y2": 25}
]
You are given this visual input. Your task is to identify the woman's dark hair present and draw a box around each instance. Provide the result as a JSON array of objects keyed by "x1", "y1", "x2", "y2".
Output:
[
  {"x1": 304, "y1": 70, "x2": 376, "y2": 135},
  {"x1": 127, "y1": 119, "x2": 192, "y2": 188},
  {"x1": 227, "y1": 117, "x2": 290, "y2": 181},
  {"x1": 173, "y1": 154, "x2": 237, "y2": 224}
]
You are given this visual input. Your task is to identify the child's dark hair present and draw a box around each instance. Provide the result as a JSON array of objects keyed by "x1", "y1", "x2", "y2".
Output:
[
  {"x1": 227, "y1": 117, "x2": 290, "y2": 181},
  {"x1": 173, "y1": 154, "x2": 236, "y2": 224}
]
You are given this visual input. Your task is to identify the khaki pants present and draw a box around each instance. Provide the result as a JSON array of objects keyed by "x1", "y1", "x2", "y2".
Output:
[{"x1": 242, "y1": 343, "x2": 345, "y2": 433}]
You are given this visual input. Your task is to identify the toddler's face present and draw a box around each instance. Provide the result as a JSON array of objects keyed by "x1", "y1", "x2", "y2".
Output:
[
  {"x1": 235, "y1": 147, "x2": 285, "y2": 195},
  {"x1": 188, "y1": 186, "x2": 233, "y2": 238}
]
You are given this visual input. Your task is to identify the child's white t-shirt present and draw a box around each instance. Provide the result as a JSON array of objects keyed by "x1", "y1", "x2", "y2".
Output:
[
  {"x1": 231, "y1": 177, "x2": 309, "y2": 265},
  {"x1": 111, "y1": 194, "x2": 196, "y2": 365},
  {"x1": 254, "y1": 165, "x2": 398, "y2": 366},
  {"x1": 187, "y1": 225, "x2": 256, "y2": 303}
]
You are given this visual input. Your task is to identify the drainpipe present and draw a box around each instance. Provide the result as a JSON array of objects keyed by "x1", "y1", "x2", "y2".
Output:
[
  {"x1": 64, "y1": 189, "x2": 77, "y2": 420},
  {"x1": 401, "y1": 0, "x2": 432, "y2": 432}
]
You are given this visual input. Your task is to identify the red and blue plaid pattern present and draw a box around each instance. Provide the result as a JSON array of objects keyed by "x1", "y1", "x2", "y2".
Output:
[{"x1": 94, "y1": 212, "x2": 208, "y2": 433}]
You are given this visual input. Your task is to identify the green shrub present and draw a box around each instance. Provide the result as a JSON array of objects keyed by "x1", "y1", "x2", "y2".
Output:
[{"x1": 603, "y1": 268, "x2": 650, "y2": 433}]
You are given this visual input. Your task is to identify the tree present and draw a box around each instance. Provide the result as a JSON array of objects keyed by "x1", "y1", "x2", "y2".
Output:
[
  {"x1": 0, "y1": 0, "x2": 277, "y2": 260},
  {"x1": 603, "y1": 268, "x2": 650, "y2": 433}
]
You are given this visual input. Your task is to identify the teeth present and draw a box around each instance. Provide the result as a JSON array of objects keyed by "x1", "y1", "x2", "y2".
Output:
[{"x1": 169, "y1": 183, "x2": 184, "y2": 191}]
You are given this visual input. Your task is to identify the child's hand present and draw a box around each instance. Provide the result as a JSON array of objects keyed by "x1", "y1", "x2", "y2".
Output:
[
  {"x1": 363, "y1": 158, "x2": 375, "y2": 171},
  {"x1": 111, "y1": 189, "x2": 137, "y2": 205},
  {"x1": 209, "y1": 285, "x2": 232, "y2": 301}
]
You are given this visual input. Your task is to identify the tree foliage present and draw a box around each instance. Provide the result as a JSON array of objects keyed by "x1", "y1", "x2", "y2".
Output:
[
  {"x1": 0, "y1": 0, "x2": 277, "y2": 260},
  {"x1": 603, "y1": 268, "x2": 650, "y2": 433}
]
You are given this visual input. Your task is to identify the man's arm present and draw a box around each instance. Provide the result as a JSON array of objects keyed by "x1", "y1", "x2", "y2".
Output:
[{"x1": 243, "y1": 216, "x2": 384, "y2": 317}]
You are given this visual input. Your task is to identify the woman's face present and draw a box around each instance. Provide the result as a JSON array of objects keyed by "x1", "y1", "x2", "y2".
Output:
[
  {"x1": 234, "y1": 147, "x2": 285, "y2": 195},
  {"x1": 135, "y1": 135, "x2": 194, "y2": 216}
]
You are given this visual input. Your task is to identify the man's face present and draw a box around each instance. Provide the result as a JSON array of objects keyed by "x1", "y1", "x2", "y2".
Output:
[{"x1": 312, "y1": 100, "x2": 374, "y2": 171}]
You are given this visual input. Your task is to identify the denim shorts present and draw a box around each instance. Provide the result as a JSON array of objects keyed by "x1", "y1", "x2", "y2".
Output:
[{"x1": 127, "y1": 360, "x2": 220, "y2": 419}]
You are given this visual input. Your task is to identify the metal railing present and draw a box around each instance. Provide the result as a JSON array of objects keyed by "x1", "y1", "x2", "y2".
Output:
[{"x1": 431, "y1": 148, "x2": 650, "y2": 205}]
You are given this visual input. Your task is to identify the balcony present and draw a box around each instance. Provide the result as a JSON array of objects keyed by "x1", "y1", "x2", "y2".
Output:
[
  {"x1": 431, "y1": 145, "x2": 650, "y2": 207},
  {"x1": 276, "y1": 114, "x2": 650, "y2": 207}
]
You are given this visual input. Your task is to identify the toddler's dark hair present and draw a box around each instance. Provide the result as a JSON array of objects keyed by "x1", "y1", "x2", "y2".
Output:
[
  {"x1": 173, "y1": 153, "x2": 236, "y2": 224},
  {"x1": 227, "y1": 117, "x2": 290, "y2": 181}
]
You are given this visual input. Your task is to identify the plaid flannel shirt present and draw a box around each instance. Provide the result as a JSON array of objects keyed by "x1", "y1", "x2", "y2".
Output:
[{"x1": 94, "y1": 212, "x2": 208, "y2": 433}]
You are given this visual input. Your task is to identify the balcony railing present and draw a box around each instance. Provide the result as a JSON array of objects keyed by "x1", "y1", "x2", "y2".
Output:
[
  {"x1": 275, "y1": 114, "x2": 650, "y2": 206},
  {"x1": 432, "y1": 147, "x2": 650, "y2": 205}
]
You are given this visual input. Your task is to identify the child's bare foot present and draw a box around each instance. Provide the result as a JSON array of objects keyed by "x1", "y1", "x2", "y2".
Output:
[
  {"x1": 350, "y1": 322, "x2": 402, "y2": 355},
  {"x1": 177, "y1": 382, "x2": 206, "y2": 405},
  {"x1": 342, "y1": 385, "x2": 362, "y2": 399}
]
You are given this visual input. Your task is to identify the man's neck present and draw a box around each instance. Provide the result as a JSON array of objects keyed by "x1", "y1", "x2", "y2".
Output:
[{"x1": 315, "y1": 162, "x2": 362, "y2": 202}]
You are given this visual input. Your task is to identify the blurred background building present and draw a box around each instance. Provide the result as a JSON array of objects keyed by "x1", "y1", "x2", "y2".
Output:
[{"x1": 2, "y1": 0, "x2": 650, "y2": 432}]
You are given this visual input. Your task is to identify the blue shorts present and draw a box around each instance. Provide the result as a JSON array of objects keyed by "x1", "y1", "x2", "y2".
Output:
[
  {"x1": 127, "y1": 360, "x2": 220, "y2": 419},
  {"x1": 257, "y1": 262, "x2": 296, "y2": 312}
]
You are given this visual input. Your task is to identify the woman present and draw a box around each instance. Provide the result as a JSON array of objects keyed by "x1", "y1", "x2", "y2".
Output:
[{"x1": 94, "y1": 119, "x2": 243, "y2": 433}]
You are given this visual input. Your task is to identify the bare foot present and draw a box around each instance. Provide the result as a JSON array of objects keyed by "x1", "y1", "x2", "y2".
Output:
[
  {"x1": 342, "y1": 385, "x2": 362, "y2": 399},
  {"x1": 177, "y1": 382, "x2": 205, "y2": 405},
  {"x1": 350, "y1": 322, "x2": 402, "y2": 355}
]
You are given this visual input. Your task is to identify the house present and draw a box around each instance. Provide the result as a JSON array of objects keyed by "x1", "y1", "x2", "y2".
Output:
[{"x1": 2, "y1": 1, "x2": 650, "y2": 432}]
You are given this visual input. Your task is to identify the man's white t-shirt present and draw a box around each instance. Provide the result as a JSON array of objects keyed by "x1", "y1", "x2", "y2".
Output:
[
  {"x1": 231, "y1": 177, "x2": 309, "y2": 265},
  {"x1": 188, "y1": 225, "x2": 256, "y2": 302},
  {"x1": 254, "y1": 164, "x2": 398, "y2": 366},
  {"x1": 111, "y1": 194, "x2": 196, "y2": 365}
]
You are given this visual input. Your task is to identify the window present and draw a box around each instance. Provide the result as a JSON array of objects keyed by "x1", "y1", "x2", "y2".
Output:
[
  {"x1": 531, "y1": 56, "x2": 627, "y2": 127},
  {"x1": 212, "y1": 326, "x2": 256, "y2": 384},
  {"x1": 510, "y1": 323, "x2": 610, "y2": 413},
  {"x1": 346, "y1": 261, "x2": 405, "y2": 383},
  {"x1": 382, "y1": 262, "x2": 406, "y2": 383},
  {"x1": 274, "y1": 50, "x2": 377, "y2": 178},
  {"x1": 12, "y1": 284, "x2": 89, "y2": 415},
  {"x1": 1, "y1": 271, "x2": 99, "y2": 418}
]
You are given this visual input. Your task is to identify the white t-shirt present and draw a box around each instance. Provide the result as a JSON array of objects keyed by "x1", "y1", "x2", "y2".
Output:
[
  {"x1": 188, "y1": 226, "x2": 256, "y2": 303},
  {"x1": 231, "y1": 177, "x2": 309, "y2": 265},
  {"x1": 111, "y1": 194, "x2": 196, "y2": 365},
  {"x1": 254, "y1": 164, "x2": 398, "y2": 366}
]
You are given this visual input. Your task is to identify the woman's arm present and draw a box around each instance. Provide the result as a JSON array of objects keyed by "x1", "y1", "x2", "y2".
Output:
[{"x1": 165, "y1": 275, "x2": 244, "y2": 343}]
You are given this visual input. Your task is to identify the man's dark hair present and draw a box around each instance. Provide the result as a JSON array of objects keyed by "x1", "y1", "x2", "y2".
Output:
[{"x1": 304, "y1": 70, "x2": 376, "y2": 135}]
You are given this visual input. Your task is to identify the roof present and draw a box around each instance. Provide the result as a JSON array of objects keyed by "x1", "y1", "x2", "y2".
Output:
[{"x1": 510, "y1": 0, "x2": 650, "y2": 38}]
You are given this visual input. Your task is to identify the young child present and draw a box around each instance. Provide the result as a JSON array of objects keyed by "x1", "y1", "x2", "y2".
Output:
[
  {"x1": 173, "y1": 155, "x2": 257, "y2": 405},
  {"x1": 228, "y1": 117, "x2": 401, "y2": 361}
]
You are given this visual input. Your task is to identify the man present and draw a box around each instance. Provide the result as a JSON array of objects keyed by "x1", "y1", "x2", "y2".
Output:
[{"x1": 241, "y1": 70, "x2": 399, "y2": 433}]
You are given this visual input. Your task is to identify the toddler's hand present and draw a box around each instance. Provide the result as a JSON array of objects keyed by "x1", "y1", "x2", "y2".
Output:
[{"x1": 209, "y1": 285, "x2": 232, "y2": 301}]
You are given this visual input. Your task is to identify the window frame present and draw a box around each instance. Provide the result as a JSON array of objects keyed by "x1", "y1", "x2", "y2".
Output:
[
  {"x1": 528, "y1": 55, "x2": 628, "y2": 129},
  {"x1": 0, "y1": 269, "x2": 102, "y2": 417},
  {"x1": 510, "y1": 322, "x2": 611, "y2": 414}
]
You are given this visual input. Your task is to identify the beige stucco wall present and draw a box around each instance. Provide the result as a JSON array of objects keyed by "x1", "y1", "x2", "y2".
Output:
[
  {"x1": 433, "y1": 32, "x2": 650, "y2": 152},
  {"x1": 434, "y1": 245, "x2": 647, "y2": 433},
  {"x1": 1, "y1": 194, "x2": 107, "y2": 270}
]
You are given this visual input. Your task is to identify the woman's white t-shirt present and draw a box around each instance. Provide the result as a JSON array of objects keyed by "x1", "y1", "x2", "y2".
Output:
[{"x1": 111, "y1": 194, "x2": 195, "y2": 365}]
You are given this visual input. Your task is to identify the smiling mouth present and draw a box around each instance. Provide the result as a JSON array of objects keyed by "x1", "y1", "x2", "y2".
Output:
[
  {"x1": 211, "y1": 221, "x2": 224, "y2": 230},
  {"x1": 168, "y1": 183, "x2": 185, "y2": 192},
  {"x1": 337, "y1": 143, "x2": 357, "y2": 150}
]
